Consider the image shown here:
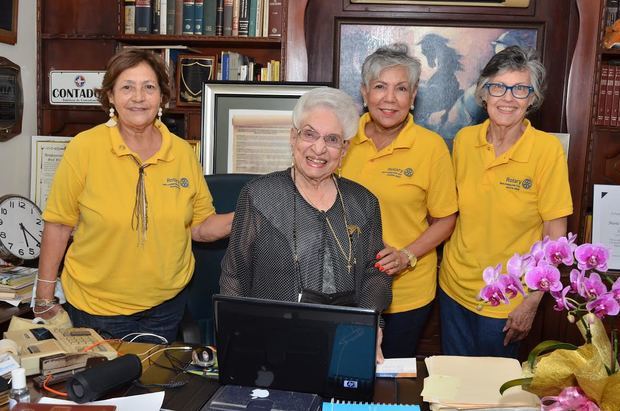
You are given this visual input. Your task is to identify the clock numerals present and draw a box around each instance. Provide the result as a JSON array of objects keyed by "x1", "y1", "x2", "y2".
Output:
[
  {"x1": 0, "y1": 231, "x2": 5, "y2": 239},
  {"x1": 36, "y1": 218, "x2": 42, "y2": 225},
  {"x1": 0, "y1": 208, "x2": 6, "y2": 215}
]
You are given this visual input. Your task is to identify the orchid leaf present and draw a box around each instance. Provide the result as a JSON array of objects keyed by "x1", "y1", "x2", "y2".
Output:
[
  {"x1": 527, "y1": 340, "x2": 578, "y2": 369},
  {"x1": 499, "y1": 377, "x2": 533, "y2": 395}
]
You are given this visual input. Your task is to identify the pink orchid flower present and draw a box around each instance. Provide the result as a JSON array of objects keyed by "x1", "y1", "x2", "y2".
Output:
[
  {"x1": 482, "y1": 264, "x2": 502, "y2": 285},
  {"x1": 479, "y1": 284, "x2": 509, "y2": 306},
  {"x1": 551, "y1": 285, "x2": 575, "y2": 311},
  {"x1": 524, "y1": 262, "x2": 562, "y2": 292},
  {"x1": 499, "y1": 273, "x2": 526, "y2": 298},
  {"x1": 544, "y1": 237, "x2": 575, "y2": 266},
  {"x1": 612, "y1": 277, "x2": 620, "y2": 302},
  {"x1": 529, "y1": 237, "x2": 550, "y2": 265},
  {"x1": 581, "y1": 272, "x2": 608, "y2": 299},
  {"x1": 575, "y1": 243, "x2": 609, "y2": 272},
  {"x1": 506, "y1": 253, "x2": 533, "y2": 278},
  {"x1": 585, "y1": 292, "x2": 620, "y2": 318},
  {"x1": 569, "y1": 269, "x2": 586, "y2": 294}
]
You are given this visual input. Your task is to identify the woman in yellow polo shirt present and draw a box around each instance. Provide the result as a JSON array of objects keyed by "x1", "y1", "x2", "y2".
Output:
[
  {"x1": 35, "y1": 49, "x2": 233, "y2": 343},
  {"x1": 342, "y1": 43, "x2": 458, "y2": 358},
  {"x1": 439, "y1": 46, "x2": 573, "y2": 358}
]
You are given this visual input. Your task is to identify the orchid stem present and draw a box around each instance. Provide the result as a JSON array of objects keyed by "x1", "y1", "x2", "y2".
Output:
[
  {"x1": 579, "y1": 316, "x2": 592, "y2": 344},
  {"x1": 612, "y1": 329, "x2": 618, "y2": 375}
]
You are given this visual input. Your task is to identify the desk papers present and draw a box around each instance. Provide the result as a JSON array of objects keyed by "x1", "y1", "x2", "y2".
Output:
[
  {"x1": 422, "y1": 356, "x2": 539, "y2": 410},
  {"x1": 39, "y1": 391, "x2": 164, "y2": 411},
  {"x1": 376, "y1": 358, "x2": 417, "y2": 378}
]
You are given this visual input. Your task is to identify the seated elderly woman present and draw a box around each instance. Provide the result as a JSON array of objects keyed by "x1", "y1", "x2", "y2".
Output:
[
  {"x1": 220, "y1": 87, "x2": 392, "y2": 359},
  {"x1": 439, "y1": 46, "x2": 573, "y2": 358}
]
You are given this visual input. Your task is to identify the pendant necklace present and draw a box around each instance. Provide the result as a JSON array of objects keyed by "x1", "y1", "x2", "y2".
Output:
[{"x1": 292, "y1": 168, "x2": 355, "y2": 275}]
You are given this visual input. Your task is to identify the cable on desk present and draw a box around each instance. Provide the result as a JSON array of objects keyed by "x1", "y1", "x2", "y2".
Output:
[{"x1": 43, "y1": 374, "x2": 68, "y2": 397}]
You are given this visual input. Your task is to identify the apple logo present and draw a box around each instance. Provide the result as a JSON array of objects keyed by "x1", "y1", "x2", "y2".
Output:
[
  {"x1": 250, "y1": 389, "x2": 270, "y2": 399},
  {"x1": 254, "y1": 366, "x2": 275, "y2": 387}
]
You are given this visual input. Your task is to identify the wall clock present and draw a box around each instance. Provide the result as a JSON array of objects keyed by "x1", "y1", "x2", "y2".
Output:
[{"x1": 0, "y1": 195, "x2": 43, "y2": 265}]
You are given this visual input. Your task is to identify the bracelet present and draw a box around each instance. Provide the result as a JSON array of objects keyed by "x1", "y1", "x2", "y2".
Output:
[
  {"x1": 34, "y1": 297, "x2": 59, "y2": 307},
  {"x1": 36, "y1": 277, "x2": 57, "y2": 284}
]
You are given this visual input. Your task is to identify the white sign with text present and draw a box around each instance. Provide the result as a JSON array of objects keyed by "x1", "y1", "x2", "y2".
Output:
[{"x1": 49, "y1": 71, "x2": 105, "y2": 105}]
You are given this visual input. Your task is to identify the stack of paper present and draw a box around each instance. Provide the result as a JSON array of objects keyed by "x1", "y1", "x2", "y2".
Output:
[
  {"x1": 0, "y1": 266, "x2": 36, "y2": 304},
  {"x1": 422, "y1": 356, "x2": 539, "y2": 410}
]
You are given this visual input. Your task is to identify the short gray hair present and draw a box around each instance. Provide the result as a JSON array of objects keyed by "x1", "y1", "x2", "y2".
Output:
[
  {"x1": 292, "y1": 87, "x2": 360, "y2": 140},
  {"x1": 474, "y1": 45, "x2": 546, "y2": 112},
  {"x1": 361, "y1": 43, "x2": 422, "y2": 89}
]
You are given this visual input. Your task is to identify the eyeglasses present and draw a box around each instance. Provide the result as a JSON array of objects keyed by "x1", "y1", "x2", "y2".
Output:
[
  {"x1": 295, "y1": 127, "x2": 344, "y2": 149},
  {"x1": 484, "y1": 82, "x2": 534, "y2": 99}
]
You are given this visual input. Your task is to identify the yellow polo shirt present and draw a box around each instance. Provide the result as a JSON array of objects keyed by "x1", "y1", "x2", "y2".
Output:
[
  {"x1": 439, "y1": 119, "x2": 573, "y2": 318},
  {"x1": 342, "y1": 113, "x2": 457, "y2": 313},
  {"x1": 44, "y1": 121, "x2": 215, "y2": 315}
]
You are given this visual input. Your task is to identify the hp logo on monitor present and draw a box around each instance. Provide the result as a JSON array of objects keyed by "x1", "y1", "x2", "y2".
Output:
[{"x1": 343, "y1": 380, "x2": 358, "y2": 389}]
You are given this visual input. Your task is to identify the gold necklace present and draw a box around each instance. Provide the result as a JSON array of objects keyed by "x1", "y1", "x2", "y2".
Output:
[{"x1": 294, "y1": 171, "x2": 354, "y2": 273}]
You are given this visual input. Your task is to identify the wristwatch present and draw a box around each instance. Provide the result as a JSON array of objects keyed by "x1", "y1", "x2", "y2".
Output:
[{"x1": 400, "y1": 248, "x2": 418, "y2": 268}]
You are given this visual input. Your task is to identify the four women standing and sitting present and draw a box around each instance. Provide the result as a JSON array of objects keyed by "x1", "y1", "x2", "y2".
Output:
[{"x1": 38, "y1": 43, "x2": 573, "y2": 357}]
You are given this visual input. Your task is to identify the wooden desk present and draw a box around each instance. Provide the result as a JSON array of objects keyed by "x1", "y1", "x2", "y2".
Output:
[{"x1": 22, "y1": 344, "x2": 430, "y2": 411}]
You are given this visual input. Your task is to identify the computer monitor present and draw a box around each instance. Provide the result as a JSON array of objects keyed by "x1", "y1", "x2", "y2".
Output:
[{"x1": 213, "y1": 294, "x2": 378, "y2": 401}]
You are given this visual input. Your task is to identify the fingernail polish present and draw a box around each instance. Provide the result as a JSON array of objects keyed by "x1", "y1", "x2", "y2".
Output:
[{"x1": 374, "y1": 263, "x2": 380, "y2": 269}]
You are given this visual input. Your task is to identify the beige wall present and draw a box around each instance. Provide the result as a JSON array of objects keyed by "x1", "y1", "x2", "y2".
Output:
[{"x1": 0, "y1": 0, "x2": 37, "y2": 197}]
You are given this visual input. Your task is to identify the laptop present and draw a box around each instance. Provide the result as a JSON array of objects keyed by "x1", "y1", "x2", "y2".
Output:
[{"x1": 212, "y1": 294, "x2": 379, "y2": 402}]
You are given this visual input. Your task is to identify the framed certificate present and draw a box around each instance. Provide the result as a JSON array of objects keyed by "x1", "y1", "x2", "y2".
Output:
[
  {"x1": 30, "y1": 136, "x2": 72, "y2": 210},
  {"x1": 592, "y1": 184, "x2": 620, "y2": 270}
]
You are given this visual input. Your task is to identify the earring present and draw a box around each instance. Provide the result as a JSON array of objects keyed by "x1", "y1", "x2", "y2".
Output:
[
  {"x1": 157, "y1": 107, "x2": 163, "y2": 121},
  {"x1": 410, "y1": 104, "x2": 414, "y2": 111},
  {"x1": 363, "y1": 101, "x2": 368, "y2": 108},
  {"x1": 337, "y1": 167, "x2": 342, "y2": 178},
  {"x1": 105, "y1": 106, "x2": 117, "y2": 127}
]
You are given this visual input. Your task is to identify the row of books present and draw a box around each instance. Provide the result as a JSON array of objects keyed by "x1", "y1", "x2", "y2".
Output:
[
  {"x1": 595, "y1": 62, "x2": 620, "y2": 127},
  {"x1": 0, "y1": 266, "x2": 36, "y2": 302},
  {"x1": 125, "y1": 0, "x2": 282, "y2": 37},
  {"x1": 217, "y1": 51, "x2": 280, "y2": 81}
]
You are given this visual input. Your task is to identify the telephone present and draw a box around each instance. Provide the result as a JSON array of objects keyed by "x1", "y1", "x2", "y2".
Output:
[{"x1": 3, "y1": 327, "x2": 118, "y2": 376}]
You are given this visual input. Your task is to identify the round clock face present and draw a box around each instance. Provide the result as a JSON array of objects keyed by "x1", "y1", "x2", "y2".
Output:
[{"x1": 0, "y1": 195, "x2": 43, "y2": 263}]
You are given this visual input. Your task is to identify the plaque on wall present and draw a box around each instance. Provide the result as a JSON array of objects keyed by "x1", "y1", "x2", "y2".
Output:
[
  {"x1": 176, "y1": 55, "x2": 216, "y2": 106},
  {"x1": 0, "y1": 56, "x2": 23, "y2": 142}
]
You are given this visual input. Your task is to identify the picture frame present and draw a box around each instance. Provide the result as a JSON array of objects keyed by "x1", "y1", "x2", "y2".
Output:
[
  {"x1": 592, "y1": 184, "x2": 620, "y2": 270},
  {"x1": 201, "y1": 82, "x2": 329, "y2": 175},
  {"x1": 0, "y1": 57, "x2": 23, "y2": 141},
  {"x1": 0, "y1": 0, "x2": 18, "y2": 45},
  {"x1": 176, "y1": 55, "x2": 216, "y2": 106},
  {"x1": 30, "y1": 136, "x2": 72, "y2": 210},
  {"x1": 348, "y1": 0, "x2": 530, "y2": 6},
  {"x1": 336, "y1": 22, "x2": 539, "y2": 148}
]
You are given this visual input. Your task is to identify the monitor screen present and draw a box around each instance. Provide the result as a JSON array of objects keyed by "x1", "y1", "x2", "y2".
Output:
[{"x1": 213, "y1": 295, "x2": 379, "y2": 401}]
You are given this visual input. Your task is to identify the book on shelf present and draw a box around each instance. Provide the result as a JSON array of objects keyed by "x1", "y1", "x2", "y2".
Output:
[
  {"x1": 166, "y1": 0, "x2": 176, "y2": 34},
  {"x1": 135, "y1": 0, "x2": 152, "y2": 34},
  {"x1": 203, "y1": 0, "x2": 217, "y2": 35},
  {"x1": 604, "y1": 64, "x2": 615, "y2": 126},
  {"x1": 0, "y1": 266, "x2": 37, "y2": 289},
  {"x1": 596, "y1": 64, "x2": 609, "y2": 126},
  {"x1": 268, "y1": 0, "x2": 282, "y2": 37},
  {"x1": 152, "y1": 0, "x2": 161, "y2": 34},
  {"x1": 248, "y1": 0, "x2": 257, "y2": 36},
  {"x1": 195, "y1": 0, "x2": 204, "y2": 34},
  {"x1": 183, "y1": 0, "x2": 195, "y2": 34},
  {"x1": 612, "y1": 64, "x2": 620, "y2": 126},
  {"x1": 174, "y1": 0, "x2": 184, "y2": 34},
  {"x1": 607, "y1": 0, "x2": 619, "y2": 28},
  {"x1": 232, "y1": 0, "x2": 241, "y2": 36},
  {"x1": 223, "y1": 0, "x2": 234, "y2": 35},
  {"x1": 262, "y1": 0, "x2": 269, "y2": 37},
  {"x1": 215, "y1": 0, "x2": 224, "y2": 35},
  {"x1": 124, "y1": 0, "x2": 136, "y2": 34},
  {"x1": 238, "y1": 0, "x2": 250, "y2": 36},
  {"x1": 254, "y1": 0, "x2": 263, "y2": 37}
]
